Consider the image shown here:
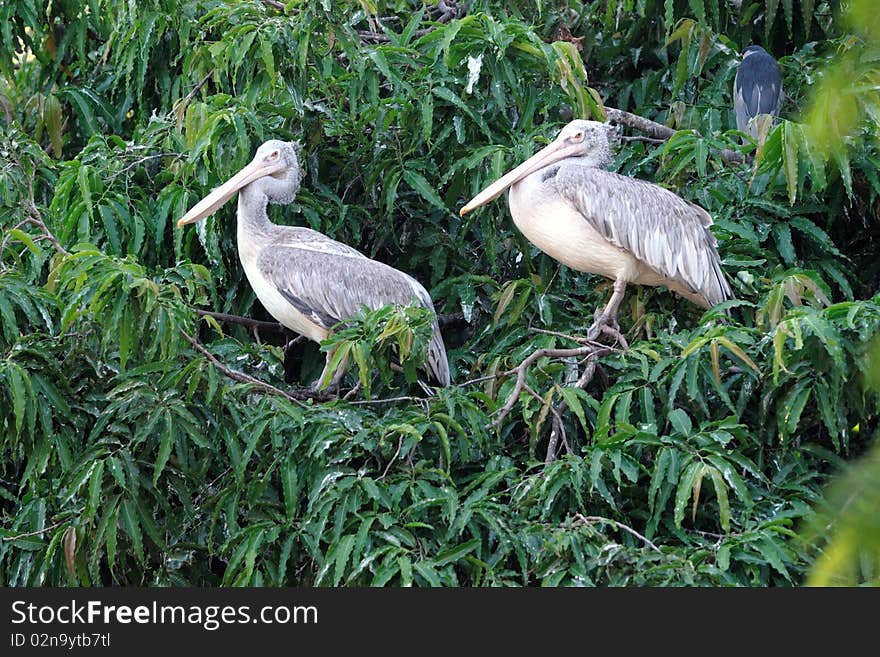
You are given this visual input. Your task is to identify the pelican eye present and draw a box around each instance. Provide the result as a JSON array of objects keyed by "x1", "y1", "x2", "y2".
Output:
[
  {"x1": 569, "y1": 131, "x2": 584, "y2": 143},
  {"x1": 269, "y1": 150, "x2": 280, "y2": 160}
]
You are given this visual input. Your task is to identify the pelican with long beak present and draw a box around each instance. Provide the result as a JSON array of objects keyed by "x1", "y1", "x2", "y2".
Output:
[
  {"x1": 460, "y1": 120, "x2": 732, "y2": 333},
  {"x1": 178, "y1": 140, "x2": 450, "y2": 389}
]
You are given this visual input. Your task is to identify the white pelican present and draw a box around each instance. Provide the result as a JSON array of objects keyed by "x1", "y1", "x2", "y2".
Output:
[
  {"x1": 178, "y1": 140, "x2": 450, "y2": 388},
  {"x1": 460, "y1": 120, "x2": 733, "y2": 332}
]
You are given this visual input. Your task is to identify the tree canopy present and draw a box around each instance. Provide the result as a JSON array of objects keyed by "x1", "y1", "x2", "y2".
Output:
[{"x1": 1, "y1": 0, "x2": 878, "y2": 586}]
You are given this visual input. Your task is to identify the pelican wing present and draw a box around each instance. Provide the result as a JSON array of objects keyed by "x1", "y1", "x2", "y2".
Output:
[
  {"x1": 257, "y1": 237, "x2": 450, "y2": 385},
  {"x1": 554, "y1": 165, "x2": 733, "y2": 307}
]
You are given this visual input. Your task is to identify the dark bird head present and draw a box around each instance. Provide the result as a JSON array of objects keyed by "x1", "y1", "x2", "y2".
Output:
[{"x1": 742, "y1": 44, "x2": 770, "y2": 59}]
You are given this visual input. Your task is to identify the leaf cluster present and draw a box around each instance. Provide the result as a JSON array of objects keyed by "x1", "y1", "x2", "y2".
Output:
[{"x1": 0, "y1": 0, "x2": 878, "y2": 586}]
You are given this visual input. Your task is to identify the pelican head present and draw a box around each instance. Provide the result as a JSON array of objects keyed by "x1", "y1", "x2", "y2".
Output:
[
  {"x1": 459, "y1": 120, "x2": 614, "y2": 216},
  {"x1": 177, "y1": 140, "x2": 302, "y2": 227}
]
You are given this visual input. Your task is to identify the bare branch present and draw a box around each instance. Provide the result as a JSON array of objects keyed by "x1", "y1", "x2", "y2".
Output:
[
  {"x1": 606, "y1": 106, "x2": 744, "y2": 165},
  {"x1": 357, "y1": 0, "x2": 468, "y2": 42},
  {"x1": 379, "y1": 435, "x2": 404, "y2": 480},
  {"x1": 194, "y1": 308, "x2": 286, "y2": 335},
  {"x1": 489, "y1": 312, "x2": 618, "y2": 431},
  {"x1": 619, "y1": 135, "x2": 668, "y2": 145},
  {"x1": 181, "y1": 329, "x2": 314, "y2": 406},
  {"x1": 3, "y1": 518, "x2": 68, "y2": 542},
  {"x1": 24, "y1": 203, "x2": 69, "y2": 256},
  {"x1": 1, "y1": 204, "x2": 70, "y2": 271},
  {"x1": 115, "y1": 152, "x2": 182, "y2": 178},
  {"x1": 438, "y1": 311, "x2": 466, "y2": 328},
  {"x1": 529, "y1": 327, "x2": 592, "y2": 344},
  {"x1": 175, "y1": 69, "x2": 215, "y2": 122},
  {"x1": 574, "y1": 513, "x2": 662, "y2": 553},
  {"x1": 606, "y1": 107, "x2": 676, "y2": 140},
  {"x1": 348, "y1": 395, "x2": 429, "y2": 407},
  {"x1": 490, "y1": 345, "x2": 594, "y2": 429}
]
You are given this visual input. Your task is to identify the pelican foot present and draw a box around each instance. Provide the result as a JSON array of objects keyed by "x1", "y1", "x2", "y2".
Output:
[
  {"x1": 307, "y1": 379, "x2": 337, "y2": 399},
  {"x1": 586, "y1": 310, "x2": 628, "y2": 349},
  {"x1": 600, "y1": 323, "x2": 629, "y2": 350}
]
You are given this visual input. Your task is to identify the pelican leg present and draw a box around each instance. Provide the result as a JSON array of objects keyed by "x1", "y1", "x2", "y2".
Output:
[
  {"x1": 588, "y1": 275, "x2": 628, "y2": 347},
  {"x1": 311, "y1": 347, "x2": 349, "y2": 394}
]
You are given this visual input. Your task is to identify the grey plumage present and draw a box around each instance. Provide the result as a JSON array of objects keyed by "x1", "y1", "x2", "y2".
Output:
[
  {"x1": 257, "y1": 231, "x2": 450, "y2": 386},
  {"x1": 178, "y1": 140, "x2": 450, "y2": 387},
  {"x1": 460, "y1": 120, "x2": 734, "y2": 319},
  {"x1": 733, "y1": 45, "x2": 782, "y2": 138},
  {"x1": 555, "y1": 165, "x2": 732, "y2": 307}
]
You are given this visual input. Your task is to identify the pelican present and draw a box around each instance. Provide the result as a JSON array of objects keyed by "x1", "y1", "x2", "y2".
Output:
[
  {"x1": 733, "y1": 45, "x2": 782, "y2": 138},
  {"x1": 178, "y1": 140, "x2": 450, "y2": 389},
  {"x1": 460, "y1": 120, "x2": 733, "y2": 333}
]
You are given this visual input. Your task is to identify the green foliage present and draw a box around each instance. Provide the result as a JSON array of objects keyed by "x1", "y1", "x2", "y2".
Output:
[
  {"x1": 1, "y1": 0, "x2": 877, "y2": 587},
  {"x1": 319, "y1": 303, "x2": 437, "y2": 395}
]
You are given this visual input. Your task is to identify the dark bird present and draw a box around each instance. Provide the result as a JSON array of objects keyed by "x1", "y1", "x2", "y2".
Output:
[
  {"x1": 177, "y1": 140, "x2": 450, "y2": 388},
  {"x1": 733, "y1": 45, "x2": 783, "y2": 138},
  {"x1": 459, "y1": 120, "x2": 733, "y2": 333}
]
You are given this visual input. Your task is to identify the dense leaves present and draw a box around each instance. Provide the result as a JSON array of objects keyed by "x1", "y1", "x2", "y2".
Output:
[{"x1": 1, "y1": 1, "x2": 878, "y2": 586}]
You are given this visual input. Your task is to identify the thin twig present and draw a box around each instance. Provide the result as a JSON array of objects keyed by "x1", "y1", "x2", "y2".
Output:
[
  {"x1": 522, "y1": 382, "x2": 567, "y2": 456},
  {"x1": 379, "y1": 435, "x2": 404, "y2": 480},
  {"x1": 194, "y1": 308, "x2": 286, "y2": 335},
  {"x1": 357, "y1": 0, "x2": 468, "y2": 42},
  {"x1": 490, "y1": 312, "x2": 618, "y2": 431},
  {"x1": 113, "y1": 152, "x2": 182, "y2": 179},
  {"x1": 181, "y1": 69, "x2": 214, "y2": 108},
  {"x1": 348, "y1": 395, "x2": 428, "y2": 407},
  {"x1": 1, "y1": 204, "x2": 68, "y2": 270},
  {"x1": 456, "y1": 370, "x2": 509, "y2": 387},
  {"x1": 438, "y1": 311, "x2": 466, "y2": 328},
  {"x1": 490, "y1": 345, "x2": 595, "y2": 429},
  {"x1": 3, "y1": 518, "x2": 67, "y2": 542},
  {"x1": 619, "y1": 135, "x2": 668, "y2": 144},
  {"x1": 342, "y1": 380, "x2": 363, "y2": 401},
  {"x1": 24, "y1": 202, "x2": 67, "y2": 255},
  {"x1": 544, "y1": 352, "x2": 609, "y2": 463},
  {"x1": 574, "y1": 513, "x2": 661, "y2": 553},
  {"x1": 529, "y1": 327, "x2": 595, "y2": 345},
  {"x1": 181, "y1": 329, "x2": 311, "y2": 406},
  {"x1": 605, "y1": 106, "x2": 744, "y2": 164}
]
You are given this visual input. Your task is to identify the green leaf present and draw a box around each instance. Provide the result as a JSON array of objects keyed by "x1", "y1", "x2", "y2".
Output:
[
  {"x1": 707, "y1": 466, "x2": 730, "y2": 533},
  {"x1": 402, "y1": 168, "x2": 449, "y2": 212},
  {"x1": 773, "y1": 223, "x2": 796, "y2": 265},
  {"x1": 86, "y1": 460, "x2": 105, "y2": 521},
  {"x1": 152, "y1": 411, "x2": 174, "y2": 486},
  {"x1": 668, "y1": 408, "x2": 692, "y2": 437},
  {"x1": 558, "y1": 385, "x2": 589, "y2": 435},
  {"x1": 782, "y1": 121, "x2": 799, "y2": 204},
  {"x1": 674, "y1": 460, "x2": 700, "y2": 528},
  {"x1": 432, "y1": 538, "x2": 480, "y2": 566},
  {"x1": 333, "y1": 534, "x2": 356, "y2": 586},
  {"x1": 120, "y1": 498, "x2": 144, "y2": 564}
]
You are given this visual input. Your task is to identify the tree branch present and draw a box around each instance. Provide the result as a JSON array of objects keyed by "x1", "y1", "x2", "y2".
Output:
[
  {"x1": 181, "y1": 329, "x2": 317, "y2": 406},
  {"x1": 606, "y1": 107, "x2": 675, "y2": 140},
  {"x1": 1, "y1": 202, "x2": 69, "y2": 271},
  {"x1": 357, "y1": 0, "x2": 468, "y2": 42},
  {"x1": 3, "y1": 518, "x2": 68, "y2": 542},
  {"x1": 489, "y1": 311, "x2": 620, "y2": 431},
  {"x1": 573, "y1": 513, "x2": 662, "y2": 553},
  {"x1": 605, "y1": 106, "x2": 744, "y2": 165},
  {"x1": 194, "y1": 308, "x2": 287, "y2": 335}
]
